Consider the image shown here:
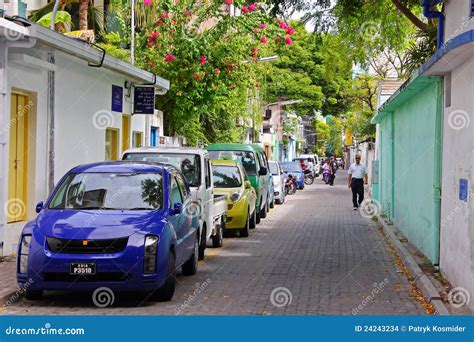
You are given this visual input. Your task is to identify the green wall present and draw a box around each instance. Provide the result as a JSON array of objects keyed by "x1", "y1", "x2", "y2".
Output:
[{"x1": 375, "y1": 77, "x2": 442, "y2": 263}]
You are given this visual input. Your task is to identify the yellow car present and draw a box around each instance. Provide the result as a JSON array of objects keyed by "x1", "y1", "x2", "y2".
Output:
[{"x1": 211, "y1": 160, "x2": 257, "y2": 237}]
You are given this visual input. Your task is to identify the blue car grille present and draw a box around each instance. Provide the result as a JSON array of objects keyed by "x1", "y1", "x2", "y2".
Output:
[
  {"x1": 42, "y1": 272, "x2": 132, "y2": 282},
  {"x1": 46, "y1": 237, "x2": 128, "y2": 254}
]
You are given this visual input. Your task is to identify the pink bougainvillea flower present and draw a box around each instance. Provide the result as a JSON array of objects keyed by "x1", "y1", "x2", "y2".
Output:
[
  {"x1": 259, "y1": 23, "x2": 265, "y2": 29},
  {"x1": 160, "y1": 11, "x2": 169, "y2": 18},
  {"x1": 144, "y1": 0, "x2": 152, "y2": 6},
  {"x1": 215, "y1": 68, "x2": 221, "y2": 74},
  {"x1": 193, "y1": 73, "x2": 200, "y2": 81},
  {"x1": 249, "y1": 4, "x2": 256, "y2": 11},
  {"x1": 285, "y1": 37, "x2": 293, "y2": 45},
  {"x1": 279, "y1": 21, "x2": 288, "y2": 30},
  {"x1": 164, "y1": 54, "x2": 176, "y2": 62},
  {"x1": 275, "y1": 36, "x2": 281, "y2": 42},
  {"x1": 156, "y1": 19, "x2": 164, "y2": 26},
  {"x1": 200, "y1": 55, "x2": 207, "y2": 64},
  {"x1": 242, "y1": 6, "x2": 248, "y2": 14},
  {"x1": 183, "y1": 9, "x2": 191, "y2": 17},
  {"x1": 224, "y1": 0, "x2": 233, "y2": 4},
  {"x1": 286, "y1": 27, "x2": 295, "y2": 35},
  {"x1": 149, "y1": 31, "x2": 159, "y2": 40},
  {"x1": 253, "y1": 28, "x2": 258, "y2": 34},
  {"x1": 261, "y1": 36, "x2": 267, "y2": 44},
  {"x1": 150, "y1": 61, "x2": 155, "y2": 68}
]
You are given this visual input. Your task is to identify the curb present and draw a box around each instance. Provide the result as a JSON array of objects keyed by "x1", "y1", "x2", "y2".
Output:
[{"x1": 376, "y1": 215, "x2": 450, "y2": 316}]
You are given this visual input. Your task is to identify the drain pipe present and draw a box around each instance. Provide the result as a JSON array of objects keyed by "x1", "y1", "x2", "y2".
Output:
[{"x1": 422, "y1": 0, "x2": 445, "y2": 49}]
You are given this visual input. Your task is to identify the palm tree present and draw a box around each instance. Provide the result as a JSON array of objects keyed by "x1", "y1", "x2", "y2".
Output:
[{"x1": 79, "y1": 0, "x2": 89, "y2": 30}]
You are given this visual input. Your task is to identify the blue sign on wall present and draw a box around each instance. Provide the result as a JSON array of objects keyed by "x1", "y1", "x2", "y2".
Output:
[
  {"x1": 111, "y1": 85, "x2": 123, "y2": 112},
  {"x1": 459, "y1": 178, "x2": 469, "y2": 202},
  {"x1": 133, "y1": 86, "x2": 155, "y2": 114}
]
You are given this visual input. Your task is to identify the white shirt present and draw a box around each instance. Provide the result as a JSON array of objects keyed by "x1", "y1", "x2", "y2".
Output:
[{"x1": 348, "y1": 163, "x2": 367, "y2": 179}]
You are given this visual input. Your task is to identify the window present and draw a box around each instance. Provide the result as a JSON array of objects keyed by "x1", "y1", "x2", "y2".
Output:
[
  {"x1": 471, "y1": 0, "x2": 474, "y2": 17},
  {"x1": 205, "y1": 157, "x2": 211, "y2": 189},
  {"x1": 208, "y1": 150, "x2": 258, "y2": 176},
  {"x1": 132, "y1": 131, "x2": 143, "y2": 148},
  {"x1": 121, "y1": 115, "x2": 131, "y2": 152},
  {"x1": 212, "y1": 165, "x2": 242, "y2": 188},
  {"x1": 48, "y1": 172, "x2": 163, "y2": 210},
  {"x1": 170, "y1": 175, "x2": 183, "y2": 206},
  {"x1": 175, "y1": 174, "x2": 188, "y2": 198},
  {"x1": 123, "y1": 153, "x2": 201, "y2": 187},
  {"x1": 105, "y1": 128, "x2": 119, "y2": 161}
]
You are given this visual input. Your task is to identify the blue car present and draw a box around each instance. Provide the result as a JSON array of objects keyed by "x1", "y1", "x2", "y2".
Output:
[
  {"x1": 280, "y1": 162, "x2": 305, "y2": 190},
  {"x1": 17, "y1": 162, "x2": 199, "y2": 301}
]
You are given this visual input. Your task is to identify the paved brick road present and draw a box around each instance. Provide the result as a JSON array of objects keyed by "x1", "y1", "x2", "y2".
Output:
[{"x1": 3, "y1": 173, "x2": 425, "y2": 315}]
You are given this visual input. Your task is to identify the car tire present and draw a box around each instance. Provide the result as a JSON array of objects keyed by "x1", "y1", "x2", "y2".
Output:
[
  {"x1": 269, "y1": 198, "x2": 275, "y2": 209},
  {"x1": 212, "y1": 218, "x2": 224, "y2": 248},
  {"x1": 260, "y1": 201, "x2": 267, "y2": 219},
  {"x1": 198, "y1": 226, "x2": 206, "y2": 261},
  {"x1": 25, "y1": 290, "x2": 43, "y2": 300},
  {"x1": 182, "y1": 238, "x2": 198, "y2": 276},
  {"x1": 239, "y1": 210, "x2": 250, "y2": 237},
  {"x1": 249, "y1": 208, "x2": 257, "y2": 229},
  {"x1": 151, "y1": 251, "x2": 176, "y2": 301},
  {"x1": 256, "y1": 200, "x2": 261, "y2": 224}
]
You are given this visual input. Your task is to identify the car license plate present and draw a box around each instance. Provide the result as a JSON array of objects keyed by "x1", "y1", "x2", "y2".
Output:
[{"x1": 70, "y1": 263, "x2": 96, "y2": 275}]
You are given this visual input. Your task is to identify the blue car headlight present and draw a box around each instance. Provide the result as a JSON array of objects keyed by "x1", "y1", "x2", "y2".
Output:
[
  {"x1": 19, "y1": 235, "x2": 31, "y2": 274},
  {"x1": 144, "y1": 235, "x2": 159, "y2": 274}
]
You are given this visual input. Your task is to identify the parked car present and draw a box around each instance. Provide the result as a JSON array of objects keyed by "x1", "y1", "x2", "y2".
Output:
[
  {"x1": 206, "y1": 144, "x2": 269, "y2": 224},
  {"x1": 17, "y1": 162, "x2": 199, "y2": 301},
  {"x1": 280, "y1": 162, "x2": 305, "y2": 190},
  {"x1": 122, "y1": 147, "x2": 227, "y2": 257},
  {"x1": 211, "y1": 160, "x2": 257, "y2": 237},
  {"x1": 268, "y1": 161, "x2": 285, "y2": 204}
]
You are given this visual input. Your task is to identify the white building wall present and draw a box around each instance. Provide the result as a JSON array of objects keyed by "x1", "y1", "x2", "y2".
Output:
[
  {"x1": 2, "y1": 45, "x2": 154, "y2": 255},
  {"x1": 444, "y1": 0, "x2": 474, "y2": 43},
  {"x1": 439, "y1": 56, "x2": 474, "y2": 311}
]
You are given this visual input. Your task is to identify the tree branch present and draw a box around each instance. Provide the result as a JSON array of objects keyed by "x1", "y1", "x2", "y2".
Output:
[{"x1": 390, "y1": 0, "x2": 429, "y2": 32}]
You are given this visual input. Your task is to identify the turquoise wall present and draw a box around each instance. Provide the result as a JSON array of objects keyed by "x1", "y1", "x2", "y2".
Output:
[{"x1": 377, "y1": 78, "x2": 442, "y2": 263}]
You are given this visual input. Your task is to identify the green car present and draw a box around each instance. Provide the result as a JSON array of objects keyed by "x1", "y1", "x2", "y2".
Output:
[{"x1": 206, "y1": 144, "x2": 269, "y2": 224}]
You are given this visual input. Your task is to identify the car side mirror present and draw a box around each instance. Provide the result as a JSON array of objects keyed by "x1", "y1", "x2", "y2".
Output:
[
  {"x1": 172, "y1": 203, "x2": 183, "y2": 215},
  {"x1": 259, "y1": 167, "x2": 268, "y2": 176},
  {"x1": 35, "y1": 201, "x2": 44, "y2": 214},
  {"x1": 245, "y1": 181, "x2": 252, "y2": 189}
]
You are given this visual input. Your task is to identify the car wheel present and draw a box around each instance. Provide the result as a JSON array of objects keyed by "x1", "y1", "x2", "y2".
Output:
[
  {"x1": 269, "y1": 198, "x2": 275, "y2": 209},
  {"x1": 212, "y1": 218, "x2": 224, "y2": 248},
  {"x1": 260, "y1": 201, "x2": 267, "y2": 219},
  {"x1": 198, "y1": 226, "x2": 206, "y2": 261},
  {"x1": 151, "y1": 251, "x2": 176, "y2": 301},
  {"x1": 239, "y1": 210, "x2": 250, "y2": 237},
  {"x1": 182, "y1": 238, "x2": 198, "y2": 276},
  {"x1": 256, "y1": 201, "x2": 261, "y2": 224},
  {"x1": 249, "y1": 207, "x2": 257, "y2": 229},
  {"x1": 24, "y1": 290, "x2": 43, "y2": 300}
]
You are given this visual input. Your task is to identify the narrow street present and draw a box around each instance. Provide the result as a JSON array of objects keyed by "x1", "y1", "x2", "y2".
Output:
[{"x1": 4, "y1": 174, "x2": 424, "y2": 316}]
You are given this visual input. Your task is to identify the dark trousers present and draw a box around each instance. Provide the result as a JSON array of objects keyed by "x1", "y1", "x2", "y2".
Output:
[{"x1": 351, "y1": 178, "x2": 364, "y2": 207}]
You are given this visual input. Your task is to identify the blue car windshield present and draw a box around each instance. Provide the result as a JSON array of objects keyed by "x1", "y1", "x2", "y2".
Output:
[
  {"x1": 48, "y1": 172, "x2": 163, "y2": 210},
  {"x1": 213, "y1": 165, "x2": 242, "y2": 188},
  {"x1": 281, "y1": 164, "x2": 301, "y2": 173},
  {"x1": 208, "y1": 151, "x2": 257, "y2": 176}
]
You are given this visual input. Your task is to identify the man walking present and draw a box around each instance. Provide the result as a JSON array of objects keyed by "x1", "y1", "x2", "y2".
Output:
[{"x1": 348, "y1": 155, "x2": 368, "y2": 210}]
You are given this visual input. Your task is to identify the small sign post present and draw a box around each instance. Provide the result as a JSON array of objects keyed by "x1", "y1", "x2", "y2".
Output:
[
  {"x1": 111, "y1": 85, "x2": 123, "y2": 112},
  {"x1": 133, "y1": 86, "x2": 155, "y2": 114}
]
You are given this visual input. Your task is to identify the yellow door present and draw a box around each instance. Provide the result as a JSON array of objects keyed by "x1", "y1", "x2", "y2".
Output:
[
  {"x1": 8, "y1": 94, "x2": 29, "y2": 223},
  {"x1": 122, "y1": 115, "x2": 130, "y2": 152},
  {"x1": 105, "y1": 128, "x2": 119, "y2": 161}
]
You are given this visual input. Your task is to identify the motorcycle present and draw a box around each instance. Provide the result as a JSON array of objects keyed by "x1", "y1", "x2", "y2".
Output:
[
  {"x1": 322, "y1": 169, "x2": 331, "y2": 184},
  {"x1": 304, "y1": 169, "x2": 314, "y2": 185},
  {"x1": 284, "y1": 174, "x2": 297, "y2": 195}
]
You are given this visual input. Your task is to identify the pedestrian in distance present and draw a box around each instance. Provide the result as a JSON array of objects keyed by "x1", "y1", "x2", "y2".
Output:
[
  {"x1": 328, "y1": 156, "x2": 336, "y2": 186},
  {"x1": 348, "y1": 155, "x2": 368, "y2": 210}
]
